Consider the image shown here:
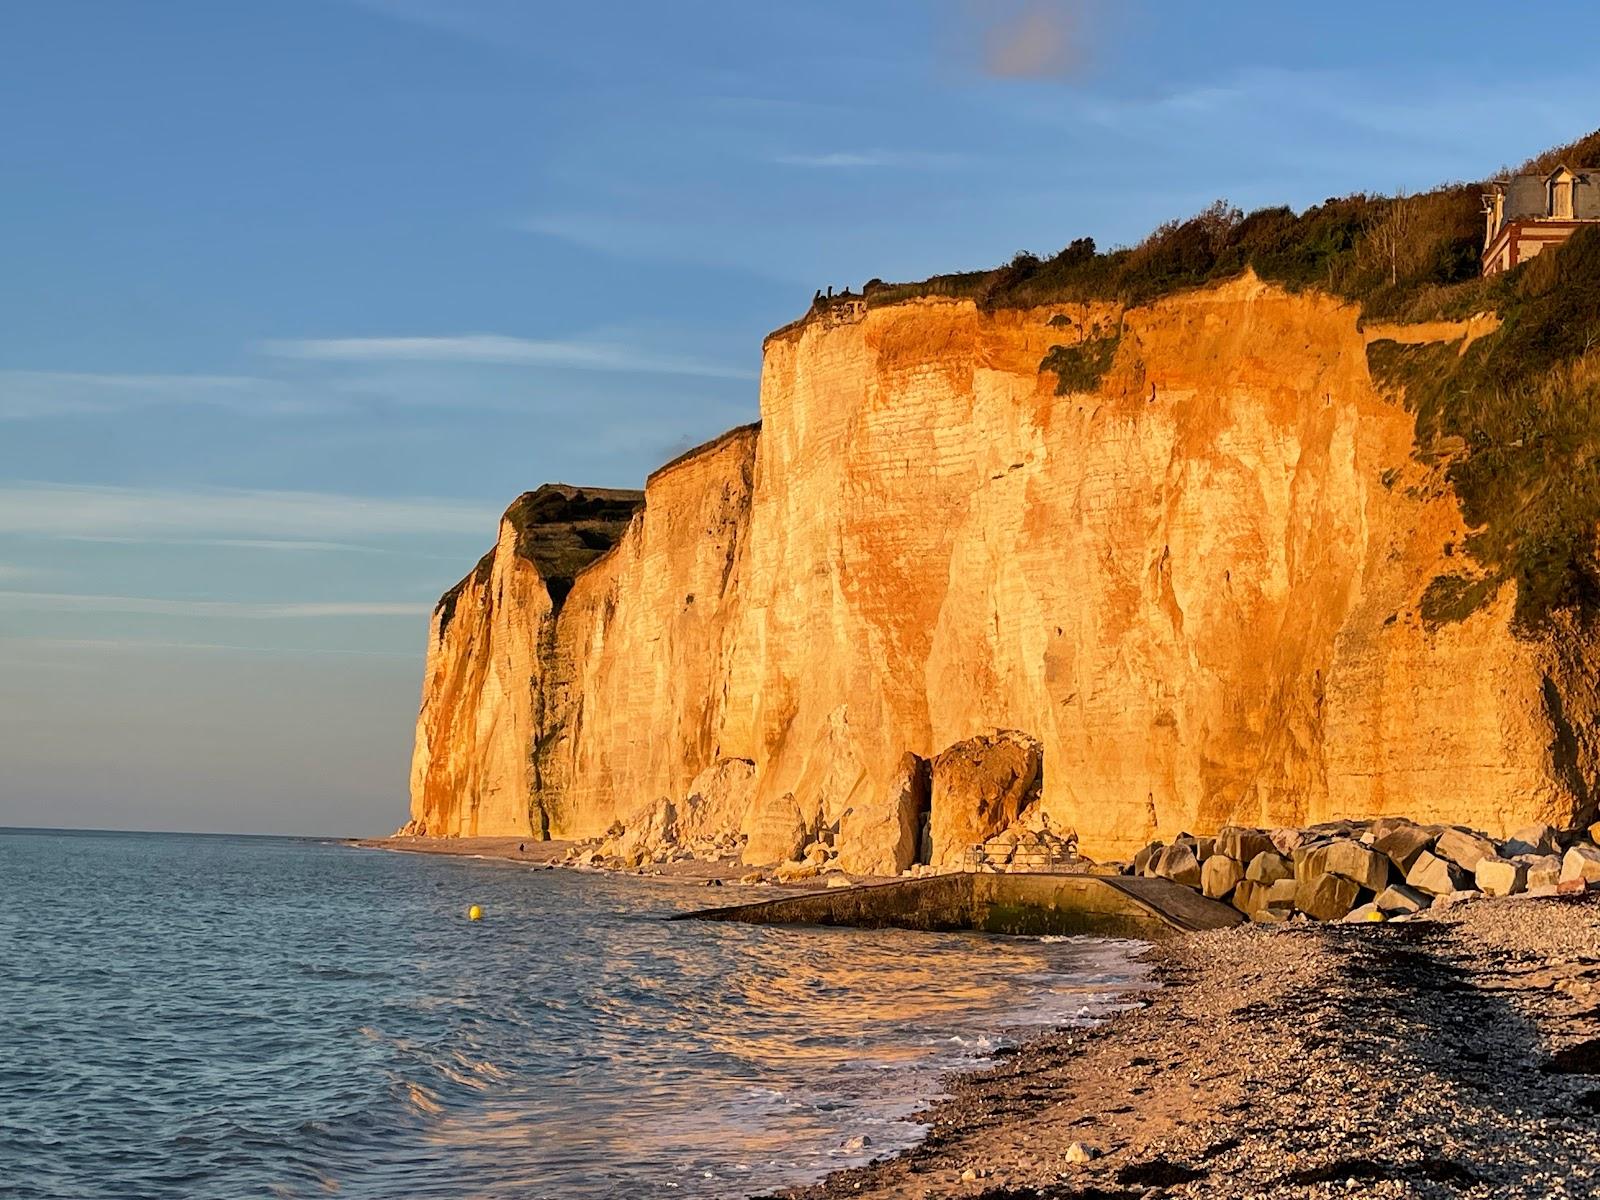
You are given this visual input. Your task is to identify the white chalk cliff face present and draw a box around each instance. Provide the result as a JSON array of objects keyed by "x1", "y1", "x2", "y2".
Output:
[{"x1": 407, "y1": 275, "x2": 1600, "y2": 860}]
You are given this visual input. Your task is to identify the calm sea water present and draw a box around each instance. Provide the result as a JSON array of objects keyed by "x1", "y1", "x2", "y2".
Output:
[{"x1": 0, "y1": 829, "x2": 1147, "y2": 1199}]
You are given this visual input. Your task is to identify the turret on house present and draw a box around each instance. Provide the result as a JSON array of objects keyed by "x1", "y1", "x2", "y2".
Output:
[{"x1": 1482, "y1": 164, "x2": 1600, "y2": 274}]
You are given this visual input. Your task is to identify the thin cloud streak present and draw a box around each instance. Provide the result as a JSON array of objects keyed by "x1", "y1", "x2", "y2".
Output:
[
  {"x1": 261, "y1": 334, "x2": 757, "y2": 381},
  {"x1": 0, "y1": 592, "x2": 425, "y2": 619},
  {"x1": 0, "y1": 483, "x2": 497, "y2": 542}
]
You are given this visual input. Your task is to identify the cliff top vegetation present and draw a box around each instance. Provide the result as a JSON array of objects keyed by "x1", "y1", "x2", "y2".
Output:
[
  {"x1": 854, "y1": 128, "x2": 1600, "y2": 325},
  {"x1": 434, "y1": 485, "x2": 643, "y2": 634}
]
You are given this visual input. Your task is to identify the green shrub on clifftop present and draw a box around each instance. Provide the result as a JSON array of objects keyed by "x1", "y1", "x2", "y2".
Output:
[
  {"x1": 1369, "y1": 223, "x2": 1600, "y2": 631},
  {"x1": 1040, "y1": 331, "x2": 1121, "y2": 394}
]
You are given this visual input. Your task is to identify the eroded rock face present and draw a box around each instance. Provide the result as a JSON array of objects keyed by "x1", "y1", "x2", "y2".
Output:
[
  {"x1": 678, "y1": 758, "x2": 758, "y2": 846},
  {"x1": 741, "y1": 791, "x2": 809, "y2": 866},
  {"x1": 928, "y1": 731, "x2": 1043, "y2": 867},
  {"x1": 836, "y1": 752, "x2": 929, "y2": 876},
  {"x1": 406, "y1": 279, "x2": 1600, "y2": 859},
  {"x1": 406, "y1": 485, "x2": 642, "y2": 837}
]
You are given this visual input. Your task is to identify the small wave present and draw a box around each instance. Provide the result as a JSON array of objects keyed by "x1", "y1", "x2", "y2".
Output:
[{"x1": 405, "y1": 1082, "x2": 444, "y2": 1115}]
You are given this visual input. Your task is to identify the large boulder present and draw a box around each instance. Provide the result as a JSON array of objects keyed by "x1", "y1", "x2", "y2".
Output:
[
  {"x1": 1405, "y1": 850, "x2": 1471, "y2": 896},
  {"x1": 1369, "y1": 816, "x2": 1418, "y2": 841},
  {"x1": 1297, "y1": 840, "x2": 1390, "y2": 892},
  {"x1": 1202, "y1": 854, "x2": 1245, "y2": 900},
  {"x1": 836, "y1": 752, "x2": 929, "y2": 876},
  {"x1": 1132, "y1": 841, "x2": 1164, "y2": 876},
  {"x1": 1434, "y1": 828, "x2": 1497, "y2": 872},
  {"x1": 1296, "y1": 872, "x2": 1362, "y2": 921},
  {"x1": 1245, "y1": 851, "x2": 1293, "y2": 884},
  {"x1": 1474, "y1": 856, "x2": 1527, "y2": 898},
  {"x1": 1502, "y1": 823, "x2": 1560, "y2": 858},
  {"x1": 1152, "y1": 842, "x2": 1202, "y2": 888},
  {"x1": 1522, "y1": 853, "x2": 1563, "y2": 890},
  {"x1": 741, "y1": 791, "x2": 810, "y2": 866},
  {"x1": 1560, "y1": 844, "x2": 1600, "y2": 886},
  {"x1": 1270, "y1": 828, "x2": 1308, "y2": 856},
  {"x1": 1233, "y1": 877, "x2": 1296, "y2": 918},
  {"x1": 676, "y1": 758, "x2": 757, "y2": 844},
  {"x1": 1373, "y1": 824, "x2": 1436, "y2": 874},
  {"x1": 928, "y1": 730, "x2": 1042, "y2": 866},
  {"x1": 1215, "y1": 827, "x2": 1275, "y2": 864},
  {"x1": 1374, "y1": 883, "x2": 1430, "y2": 915}
]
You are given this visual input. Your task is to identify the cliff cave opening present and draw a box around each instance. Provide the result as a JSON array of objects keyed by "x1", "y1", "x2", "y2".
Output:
[{"x1": 914, "y1": 793, "x2": 933, "y2": 866}]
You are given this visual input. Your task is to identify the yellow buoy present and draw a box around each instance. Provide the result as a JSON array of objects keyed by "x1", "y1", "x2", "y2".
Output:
[{"x1": 467, "y1": 904, "x2": 483, "y2": 922}]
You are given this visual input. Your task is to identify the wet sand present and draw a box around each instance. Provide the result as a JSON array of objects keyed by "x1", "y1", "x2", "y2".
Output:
[{"x1": 774, "y1": 891, "x2": 1600, "y2": 1200}]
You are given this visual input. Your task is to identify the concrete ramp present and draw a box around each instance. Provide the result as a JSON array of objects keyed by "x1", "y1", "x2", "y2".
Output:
[{"x1": 677, "y1": 872, "x2": 1243, "y2": 940}]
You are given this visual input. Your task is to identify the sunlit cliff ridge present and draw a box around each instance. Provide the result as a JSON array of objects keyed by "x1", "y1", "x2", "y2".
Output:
[{"x1": 406, "y1": 137, "x2": 1600, "y2": 863}]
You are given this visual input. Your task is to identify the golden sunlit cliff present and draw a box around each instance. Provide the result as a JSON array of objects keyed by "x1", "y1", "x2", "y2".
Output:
[{"x1": 404, "y1": 270, "x2": 1600, "y2": 861}]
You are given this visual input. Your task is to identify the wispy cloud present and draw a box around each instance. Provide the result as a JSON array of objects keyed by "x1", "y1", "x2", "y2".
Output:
[
  {"x1": 772, "y1": 150, "x2": 969, "y2": 170},
  {"x1": 0, "y1": 371, "x2": 315, "y2": 421},
  {"x1": 0, "y1": 592, "x2": 424, "y2": 619},
  {"x1": 0, "y1": 482, "x2": 497, "y2": 543},
  {"x1": 260, "y1": 334, "x2": 756, "y2": 380},
  {"x1": 514, "y1": 212, "x2": 815, "y2": 285}
]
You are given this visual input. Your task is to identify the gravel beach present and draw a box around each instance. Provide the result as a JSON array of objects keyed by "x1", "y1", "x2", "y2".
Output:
[{"x1": 777, "y1": 891, "x2": 1600, "y2": 1200}]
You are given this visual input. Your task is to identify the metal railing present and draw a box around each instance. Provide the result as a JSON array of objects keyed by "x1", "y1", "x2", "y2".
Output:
[{"x1": 961, "y1": 840, "x2": 1083, "y2": 873}]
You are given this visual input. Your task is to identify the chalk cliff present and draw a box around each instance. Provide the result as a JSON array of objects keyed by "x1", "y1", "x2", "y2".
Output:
[
  {"x1": 405, "y1": 273, "x2": 1600, "y2": 860},
  {"x1": 406, "y1": 485, "x2": 642, "y2": 837}
]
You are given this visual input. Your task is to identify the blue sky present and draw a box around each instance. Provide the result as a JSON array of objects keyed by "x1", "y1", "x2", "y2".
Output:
[{"x1": 4, "y1": 0, "x2": 1598, "y2": 835}]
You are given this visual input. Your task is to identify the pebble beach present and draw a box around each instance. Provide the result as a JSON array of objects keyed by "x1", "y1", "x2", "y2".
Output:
[{"x1": 781, "y1": 891, "x2": 1600, "y2": 1199}]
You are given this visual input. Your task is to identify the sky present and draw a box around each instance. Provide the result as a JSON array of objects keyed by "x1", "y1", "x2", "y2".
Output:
[{"x1": 3, "y1": 0, "x2": 1599, "y2": 836}]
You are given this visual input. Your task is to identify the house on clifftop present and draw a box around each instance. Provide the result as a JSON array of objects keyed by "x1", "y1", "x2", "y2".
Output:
[{"x1": 1482, "y1": 164, "x2": 1600, "y2": 274}]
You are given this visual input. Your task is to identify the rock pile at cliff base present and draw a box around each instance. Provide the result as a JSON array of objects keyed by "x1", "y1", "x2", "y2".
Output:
[{"x1": 1130, "y1": 816, "x2": 1600, "y2": 922}]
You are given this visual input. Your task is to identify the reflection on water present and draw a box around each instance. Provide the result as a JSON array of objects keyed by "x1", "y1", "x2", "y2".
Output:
[{"x1": 0, "y1": 830, "x2": 1148, "y2": 1199}]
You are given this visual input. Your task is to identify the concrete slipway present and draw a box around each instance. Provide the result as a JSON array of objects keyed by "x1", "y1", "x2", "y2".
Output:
[{"x1": 676, "y1": 872, "x2": 1243, "y2": 940}]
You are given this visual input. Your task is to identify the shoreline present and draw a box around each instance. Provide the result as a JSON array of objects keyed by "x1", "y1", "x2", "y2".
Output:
[
  {"x1": 772, "y1": 891, "x2": 1600, "y2": 1199},
  {"x1": 349, "y1": 834, "x2": 850, "y2": 890},
  {"x1": 355, "y1": 835, "x2": 1600, "y2": 1197}
]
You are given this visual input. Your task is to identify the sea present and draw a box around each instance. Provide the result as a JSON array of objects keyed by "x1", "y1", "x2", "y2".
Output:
[{"x1": 0, "y1": 829, "x2": 1150, "y2": 1200}]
